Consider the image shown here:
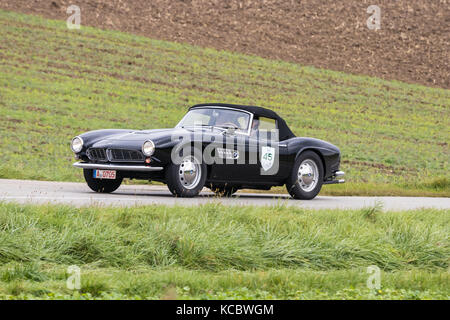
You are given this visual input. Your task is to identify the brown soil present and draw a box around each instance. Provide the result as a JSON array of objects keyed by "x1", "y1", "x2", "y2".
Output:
[{"x1": 1, "y1": 0, "x2": 449, "y2": 88}]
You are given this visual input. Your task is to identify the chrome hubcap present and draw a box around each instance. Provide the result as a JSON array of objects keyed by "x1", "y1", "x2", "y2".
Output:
[
  {"x1": 298, "y1": 159, "x2": 319, "y2": 192},
  {"x1": 178, "y1": 156, "x2": 201, "y2": 189}
]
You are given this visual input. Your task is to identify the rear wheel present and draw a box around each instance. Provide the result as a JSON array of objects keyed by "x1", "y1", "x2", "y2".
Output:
[
  {"x1": 166, "y1": 154, "x2": 206, "y2": 197},
  {"x1": 210, "y1": 185, "x2": 239, "y2": 197},
  {"x1": 83, "y1": 169, "x2": 123, "y2": 193},
  {"x1": 286, "y1": 151, "x2": 323, "y2": 200}
]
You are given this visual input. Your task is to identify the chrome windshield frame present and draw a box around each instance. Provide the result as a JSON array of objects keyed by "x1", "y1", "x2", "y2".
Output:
[{"x1": 176, "y1": 106, "x2": 254, "y2": 136}]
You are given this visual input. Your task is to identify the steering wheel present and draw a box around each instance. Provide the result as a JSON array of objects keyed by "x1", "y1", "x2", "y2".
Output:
[{"x1": 220, "y1": 122, "x2": 239, "y2": 129}]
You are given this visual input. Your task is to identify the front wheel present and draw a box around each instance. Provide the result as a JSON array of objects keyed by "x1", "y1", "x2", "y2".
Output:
[
  {"x1": 166, "y1": 154, "x2": 207, "y2": 197},
  {"x1": 286, "y1": 151, "x2": 323, "y2": 200},
  {"x1": 83, "y1": 169, "x2": 123, "y2": 193}
]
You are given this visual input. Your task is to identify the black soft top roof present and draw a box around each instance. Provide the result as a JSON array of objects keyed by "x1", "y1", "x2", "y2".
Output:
[{"x1": 190, "y1": 103, "x2": 296, "y2": 140}]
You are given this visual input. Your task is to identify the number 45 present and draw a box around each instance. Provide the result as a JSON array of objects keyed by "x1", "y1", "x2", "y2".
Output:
[{"x1": 263, "y1": 153, "x2": 273, "y2": 161}]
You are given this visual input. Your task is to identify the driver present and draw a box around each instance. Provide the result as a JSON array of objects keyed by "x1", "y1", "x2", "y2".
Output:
[
  {"x1": 250, "y1": 118, "x2": 259, "y2": 136},
  {"x1": 215, "y1": 115, "x2": 240, "y2": 129}
]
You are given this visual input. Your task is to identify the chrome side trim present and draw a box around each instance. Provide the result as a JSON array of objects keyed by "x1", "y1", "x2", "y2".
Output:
[{"x1": 73, "y1": 162, "x2": 163, "y2": 172}]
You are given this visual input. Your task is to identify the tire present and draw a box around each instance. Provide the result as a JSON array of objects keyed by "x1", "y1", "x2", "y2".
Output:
[
  {"x1": 286, "y1": 151, "x2": 324, "y2": 200},
  {"x1": 210, "y1": 185, "x2": 239, "y2": 197},
  {"x1": 166, "y1": 152, "x2": 207, "y2": 197},
  {"x1": 83, "y1": 169, "x2": 123, "y2": 193}
]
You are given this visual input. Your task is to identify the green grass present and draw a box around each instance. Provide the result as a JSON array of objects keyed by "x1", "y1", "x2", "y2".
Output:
[
  {"x1": 0, "y1": 202, "x2": 448, "y2": 299},
  {"x1": 0, "y1": 9, "x2": 449, "y2": 196}
]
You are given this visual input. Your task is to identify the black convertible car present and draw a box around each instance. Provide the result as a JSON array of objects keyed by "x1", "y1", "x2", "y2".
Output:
[{"x1": 71, "y1": 103, "x2": 344, "y2": 199}]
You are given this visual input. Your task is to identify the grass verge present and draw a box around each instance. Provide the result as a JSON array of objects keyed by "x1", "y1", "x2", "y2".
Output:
[{"x1": 0, "y1": 202, "x2": 448, "y2": 299}]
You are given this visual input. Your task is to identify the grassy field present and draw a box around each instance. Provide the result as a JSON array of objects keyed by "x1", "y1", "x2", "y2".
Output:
[
  {"x1": 0, "y1": 202, "x2": 448, "y2": 300},
  {"x1": 0, "y1": 10, "x2": 449, "y2": 196}
]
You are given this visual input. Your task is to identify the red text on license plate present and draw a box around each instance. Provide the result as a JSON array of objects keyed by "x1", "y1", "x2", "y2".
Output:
[{"x1": 93, "y1": 170, "x2": 116, "y2": 179}]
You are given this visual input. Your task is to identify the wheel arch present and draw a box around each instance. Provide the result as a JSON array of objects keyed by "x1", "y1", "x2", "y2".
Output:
[{"x1": 294, "y1": 147, "x2": 327, "y2": 179}]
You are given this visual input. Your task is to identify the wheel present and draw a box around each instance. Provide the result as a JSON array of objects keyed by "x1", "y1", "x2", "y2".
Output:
[
  {"x1": 286, "y1": 151, "x2": 323, "y2": 200},
  {"x1": 83, "y1": 169, "x2": 123, "y2": 193},
  {"x1": 210, "y1": 185, "x2": 239, "y2": 197},
  {"x1": 166, "y1": 153, "x2": 207, "y2": 197}
]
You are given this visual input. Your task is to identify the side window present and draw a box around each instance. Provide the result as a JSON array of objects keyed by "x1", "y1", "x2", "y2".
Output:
[
  {"x1": 259, "y1": 118, "x2": 276, "y2": 131},
  {"x1": 257, "y1": 117, "x2": 278, "y2": 141}
]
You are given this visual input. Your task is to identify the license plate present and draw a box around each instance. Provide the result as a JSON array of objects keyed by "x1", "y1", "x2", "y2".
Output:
[{"x1": 93, "y1": 170, "x2": 116, "y2": 179}]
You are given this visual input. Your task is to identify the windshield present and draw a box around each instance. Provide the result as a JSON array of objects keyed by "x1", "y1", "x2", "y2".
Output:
[{"x1": 177, "y1": 108, "x2": 251, "y2": 134}]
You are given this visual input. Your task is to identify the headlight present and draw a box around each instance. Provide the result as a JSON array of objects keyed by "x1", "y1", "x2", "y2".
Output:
[
  {"x1": 71, "y1": 136, "x2": 84, "y2": 153},
  {"x1": 142, "y1": 140, "x2": 155, "y2": 156}
]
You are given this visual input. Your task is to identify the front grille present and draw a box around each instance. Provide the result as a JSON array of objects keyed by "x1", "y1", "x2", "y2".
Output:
[
  {"x1": 109, "y1": 149, "x2": 145, "y2": 162},
  {"x1": 87, "y1": 148, "x2": 107, "y2": 162},
  {"x1": 87, "y1": 148, "x2": 145, "y2": 163}
]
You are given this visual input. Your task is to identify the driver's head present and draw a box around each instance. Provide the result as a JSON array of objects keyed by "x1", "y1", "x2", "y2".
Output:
[{"x1": 252, "y1": 118, "x2": 259, "y2": 131}]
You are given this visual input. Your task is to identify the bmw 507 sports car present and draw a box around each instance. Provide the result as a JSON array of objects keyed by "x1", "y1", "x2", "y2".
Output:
[{"x1": 71, "y1": 103, "x2": 344, "y2": 199}]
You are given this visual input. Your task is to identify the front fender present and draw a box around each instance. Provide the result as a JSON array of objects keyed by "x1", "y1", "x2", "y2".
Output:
[
  {"x1": 78, "y1": 129, "x2": 134, "y2": 147},
  {"x1": 285, "y1": 137, "x2": 341, "y2": 179}
]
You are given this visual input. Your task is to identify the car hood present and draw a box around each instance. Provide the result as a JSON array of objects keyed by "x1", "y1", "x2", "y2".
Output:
[{"x1": 83, "y1": 127, "x2": 222, "y2": 150}]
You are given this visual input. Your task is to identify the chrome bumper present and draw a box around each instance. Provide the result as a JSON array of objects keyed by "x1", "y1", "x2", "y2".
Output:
[
  {"x1": 73, "y1": 162, "x2": 164, "y2": 172},
  {"x1": 323, "y1": 171, "x2": 345, "y2": 184},
  {"x1": 335, "y1": 171, "x2": 345, "y2": 178}
]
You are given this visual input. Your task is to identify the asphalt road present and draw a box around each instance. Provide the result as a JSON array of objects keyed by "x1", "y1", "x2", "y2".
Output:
[{"x1": 0, "y1": 179, "x2": 449, "y2": 211}]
